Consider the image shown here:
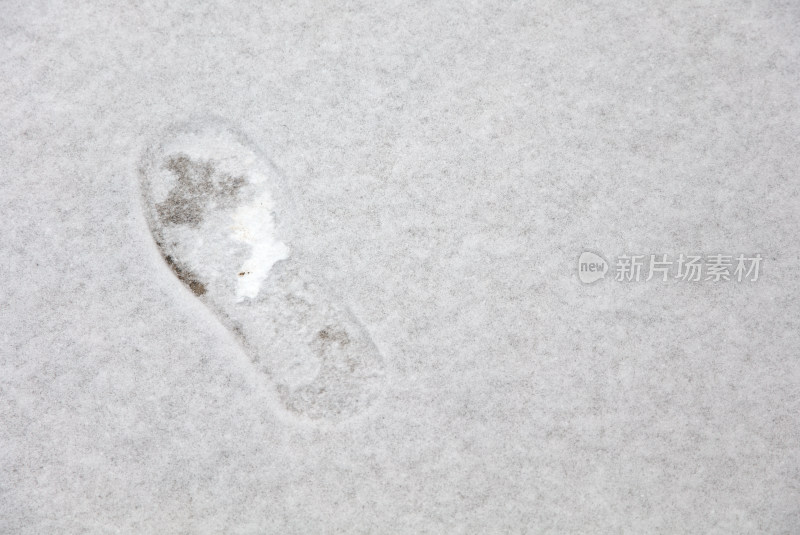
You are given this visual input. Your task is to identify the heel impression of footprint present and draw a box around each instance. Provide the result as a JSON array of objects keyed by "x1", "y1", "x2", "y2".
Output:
[{"x1": 138, "y1": 117, "x2": 385, "y2": 424}]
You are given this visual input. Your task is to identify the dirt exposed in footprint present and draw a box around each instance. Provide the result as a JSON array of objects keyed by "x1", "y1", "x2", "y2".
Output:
[
  {"x1": 316, "y1": 326, "x2": 351, "y2": 348},
  {"x1": 163, "y1": 252, "x2": 207, "y2": 296},
  {"x1": 156, "y1": 155, "x2": 246, "y2": 228}
]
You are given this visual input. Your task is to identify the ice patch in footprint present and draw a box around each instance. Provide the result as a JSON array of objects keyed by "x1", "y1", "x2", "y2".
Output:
[{"x1": 138, "y1": 117, "x2": 385, "y2": 423}]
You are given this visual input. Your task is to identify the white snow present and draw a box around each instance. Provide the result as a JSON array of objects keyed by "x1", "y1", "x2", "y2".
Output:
[
  {"x1": 3, "y1": 1, "x2": 800, "y2": 532},
  {"x1": 229, "y1": 189, "x2": 289, "y2": 301}
]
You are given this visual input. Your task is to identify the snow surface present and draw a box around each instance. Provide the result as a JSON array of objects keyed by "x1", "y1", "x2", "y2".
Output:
[{"x1": 2, "y1": 1, "x2": 800, "y2": 533}]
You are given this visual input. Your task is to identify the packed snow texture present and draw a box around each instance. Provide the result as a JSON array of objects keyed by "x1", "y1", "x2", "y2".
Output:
[{"x1": 1, "y1": 1, "x2": 799, "y2": 533}]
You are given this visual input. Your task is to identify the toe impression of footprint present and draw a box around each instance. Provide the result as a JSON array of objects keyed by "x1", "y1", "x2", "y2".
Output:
[{"x1": 138, "y1": 117, "x2": 385, "y2": 424}]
